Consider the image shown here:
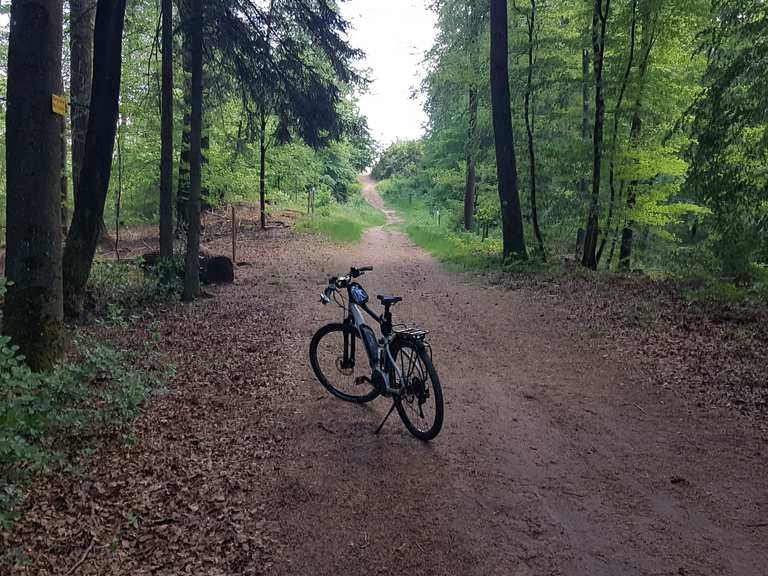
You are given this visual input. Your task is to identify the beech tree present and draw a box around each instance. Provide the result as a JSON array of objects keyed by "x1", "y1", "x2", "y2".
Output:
[
  {"x1": 183, "y1": 0, "x2": 202, "y2": 301},
  {"x1": 3, "y1": 0, "x2": 65, "y2": 370},
  {"x1": 159, "y1": 0, "x2": 173, "y2": 266},
  {"x1": 62, "y1": 0, "x2": 128, "y2": 316},
  {"x1": 581, "y1": 0, "x2": 611, "y2": 270},
  {"x1": 490, "y1": 0, "x2": 526, "y2": 259}
]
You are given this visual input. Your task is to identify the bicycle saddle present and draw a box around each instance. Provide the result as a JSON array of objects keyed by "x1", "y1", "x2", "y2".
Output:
[{"x1": 377, "y1": 295, "x2": 403, "y2": 306}]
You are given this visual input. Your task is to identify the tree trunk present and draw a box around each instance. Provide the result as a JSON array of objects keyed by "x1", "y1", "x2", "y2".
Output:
[
  {"x1": 463, "y1": 0, "x2": 479, "y2": 232},
  {"x1": 70, "y1": 0, "x2": 110, "y2": 244},
  {"x1": 259, "y1": 111, "x2": 267, "y2": 229},
  {"x1": 619, "y1": 10, "x2": 655, "y2": 271},
  {"x1": 69, "y1": 0, "x2": 94, "y2": 201},
  {"x1": 160, "y1": 0, "x2": 174, "y2": 266},
  {"x1": 62, "y1": 0, "x2": 128, "y2": 317},
  {"x1": 464, "y1": 84, "x2": 477, "y2": 232},
  {"x1": 577, "y1": 47, "x2": 590, "y2": 207},
  {"x1": 524, "y1": 0, "x2": 545, "y2": 260},
  {"x1": 597, "y1": 0, "x2": 637, "y2": 265},
  {"x1": 4, "y1": 0, "x2": 65, "y2": 370},
  {"x1": 60, "y1": 91, "x2": 69, "y2": 236},
  {"x1": 176, "y1": 3, "x2": 191, "y2": 236},
  {"x1": 581, "y1": 0, "x2": 611, "y2": 270},
  {"x1": 183, "y1": 0, "x2": 202, "y2": 301},
  {"x1": 489, "y1": 0, "x2": 526, "y2": 259}
]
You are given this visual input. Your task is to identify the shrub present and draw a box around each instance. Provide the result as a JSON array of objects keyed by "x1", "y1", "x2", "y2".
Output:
[{"x1": 0, "y1": 335, "x2": 166, "y2": 527}]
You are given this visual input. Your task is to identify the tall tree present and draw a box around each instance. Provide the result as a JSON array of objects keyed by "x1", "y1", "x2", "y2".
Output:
[
  {"x1": 3, "y1": 0, "x2": 65, "y2": 370},
  {"x1": 69, "y1": 0, "x2": 95, "y2": 202},
  {"x1": 463, "y1": 0, "x2": 480, "y2": 232},
  {"x1": 176, "y1": 0, "x2": 192, "y2": 235},
  {"x1": 619, "y1": 4, "x2": 656, "y2": 270},
  {"x1": 522, "y1": 0, "x2": 545, "y2": 259},
  {"x1": 183, "y1": 0, "x2": 202, "y2": 300},
  {"x1": 490, "y1": 0, "x2": 527, "y2": 259},
  {"x1": 597, "y1": 0, "x2": 638, "y2": 265},
  {"x1": 160, "y1": 0, "x2": 174, "y2": 265},
  {"x1": 581, "y1": 0, "x2": 611, "y2": 269},
  {"x1": 62, "y1": 0, "x2": 128, "y2": 316}
]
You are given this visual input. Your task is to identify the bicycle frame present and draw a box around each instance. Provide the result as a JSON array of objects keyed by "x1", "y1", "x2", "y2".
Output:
[{"x1": 332, "y1": 282, "x2": 404, "y2": 396}]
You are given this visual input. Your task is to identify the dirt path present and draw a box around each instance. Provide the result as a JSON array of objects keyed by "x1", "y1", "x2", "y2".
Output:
[
  {"x1": 5, "y1": 178, "x2": 767, "y2": 575},
  {"x1": 267, "y1": 176, "x2": 767, "y2": 575}
]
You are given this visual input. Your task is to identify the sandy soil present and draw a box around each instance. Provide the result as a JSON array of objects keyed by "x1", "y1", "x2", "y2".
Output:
[{"x1": 3, "y1": 177, "x2": 767, "y2": 575}]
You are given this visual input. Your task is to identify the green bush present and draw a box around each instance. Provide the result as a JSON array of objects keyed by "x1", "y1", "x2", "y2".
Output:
[{"x1": 88, "y1": 258, "x2": 181, "y2": 322}]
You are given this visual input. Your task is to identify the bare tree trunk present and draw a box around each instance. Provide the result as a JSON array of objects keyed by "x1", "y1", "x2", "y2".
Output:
[
  {"x1": 581, "y1": 0, "x2": 611, "y2": 270},
  {"x1": 69, "y1": 0, "x2": 94, "y2": 199},
  {"x1": 576, "y1": 47, "x2": 590, "y2": 260},
  {"x1": 70, "y1": 0, "x2": 110, "y2": 244},
  {"x1": 619, "y1": 9, "x2": 656, "y2": 271},
  {"x1": 62, "y1": 0, "x2": 127, "y2": 317},
  {"x1": 183, "y1": 0, "x2": 202, "y2": 301},
  {"x1": 176, "y1": 2, "x2": 192, "y2": 236},
  {"x1": 259, "y1": 111, "x2": 267, "y2": 229},
  {"x1": 160, "y1": 0, "x2": 174, "y2": 266},
  {"x1": 490, "y1": 0, "x2": 527, "y2": 259},
  {"x1": 464, "y1": 86, "x2": 478, "y2": 232},
  {"x1": 463, "y1": 0, "x2": 479, "y2": 232},
  {"x1": 4, "y1": 0, "x2": 65, "y2": 370},
  {"x1": 61, "y1": 93, "x2": 69, "y2": 236},
  {"x1": 596, "y1": 0, "x2": 637, "y2": 265},
  {"x1": 524, "y1": 0, "x2": 545, "y2": 260}
]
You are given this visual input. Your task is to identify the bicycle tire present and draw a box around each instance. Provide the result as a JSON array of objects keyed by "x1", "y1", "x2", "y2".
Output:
[
  {"x1": 309, "y1": 323, "x2": 380, "y2": 403},
  {"x1": 390, "y1": 339, "x2": 444, "y2": 440}
]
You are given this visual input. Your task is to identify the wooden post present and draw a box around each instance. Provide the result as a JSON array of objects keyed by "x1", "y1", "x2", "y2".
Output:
[{"x1": 231, "y1": 204, "x2": 236, "y2": 264}]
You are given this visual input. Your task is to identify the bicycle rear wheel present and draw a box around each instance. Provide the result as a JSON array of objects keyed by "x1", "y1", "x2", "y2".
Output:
[
  {"x1": 309, "y1": 323, "x2": 380, "y2": 403},
  {"x1": 390, "y1": 339, "x2": 444, "y2": 440}
]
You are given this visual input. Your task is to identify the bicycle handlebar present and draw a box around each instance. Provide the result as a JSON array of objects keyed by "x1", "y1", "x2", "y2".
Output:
[
  {"x1": 350, "y1": 266, "x2": 373, "y2": 278},
  {"x1": 320, "y1": 266, "x2": 374, "y2": 305}
]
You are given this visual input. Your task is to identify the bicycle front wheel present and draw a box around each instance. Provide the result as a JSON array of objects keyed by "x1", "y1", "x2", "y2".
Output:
[
  {"x1": 391, "y1": 339, "x2": 444, "y2": 440},
  {"x1": 309, "y1": 323, "x2": 380, "y2": 403}
]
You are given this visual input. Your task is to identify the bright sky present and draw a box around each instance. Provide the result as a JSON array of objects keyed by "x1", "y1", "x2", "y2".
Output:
[{"x1": 340, "y1": 0, "x2": 437, "y2": 147}]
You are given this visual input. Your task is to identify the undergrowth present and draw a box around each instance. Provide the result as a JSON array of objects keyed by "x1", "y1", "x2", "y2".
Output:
[
  {"x1": 0, "y1": 271, "x2": 173, "y2": 530},
  {"x1": 88, "y1": 256, "x2": 182, "y2": 324},
  {"x1": 292, "y1": 193, "x2": 386, "y2": 243},
  {"x1": 0, "y1": 334, "x2": 169, "y2": 529}
]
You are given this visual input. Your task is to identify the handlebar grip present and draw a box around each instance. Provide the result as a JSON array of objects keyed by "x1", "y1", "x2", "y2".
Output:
[{"x1": 358, "y1": 266, "x2": 373, "y2": 272}]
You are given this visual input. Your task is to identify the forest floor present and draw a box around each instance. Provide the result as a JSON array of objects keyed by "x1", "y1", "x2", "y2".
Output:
[{"x1": 3, "y1": 177, "x2": 768, "y2": 575}]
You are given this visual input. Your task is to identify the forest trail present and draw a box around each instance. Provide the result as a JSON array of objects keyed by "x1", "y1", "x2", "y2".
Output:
[
  {"x1": 6, "y1": 179, "x2": 767, "y2": 575},
  {"x1": 267, "y1": 177, "x2": 768, "y2": 575}
]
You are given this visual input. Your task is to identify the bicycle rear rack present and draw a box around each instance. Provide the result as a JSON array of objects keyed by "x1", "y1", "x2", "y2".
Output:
[{"x1": 393, "y1": 327, "x2": 429, "y2": 341}]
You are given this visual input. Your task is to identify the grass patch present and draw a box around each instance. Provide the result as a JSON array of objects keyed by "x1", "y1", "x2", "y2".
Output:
[
  {"x1": 292, "y1": 194, "x2": 386, "y2": 244},
  {"x1": 684, "y1": 268, "x2": 768, "y2": 306},
  {"x1": 382, "y1": 193, "x2": 568, "y2": 281}
]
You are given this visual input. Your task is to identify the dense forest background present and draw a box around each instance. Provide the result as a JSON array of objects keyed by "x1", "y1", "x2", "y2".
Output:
[
  {"x1": 374, "y1": 0, "x2": 767, "y2": 287},
  {"x1": 0, "y1": 0, "x2": 375, "y2": 253},
  {"x1": 1, "y1": 0, "x2": 767, "y2": 562}
]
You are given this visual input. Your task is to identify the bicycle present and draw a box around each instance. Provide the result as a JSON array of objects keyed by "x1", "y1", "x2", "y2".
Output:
[{"x1": 309, "y1": 266, "x2": 444, "y2": 440}]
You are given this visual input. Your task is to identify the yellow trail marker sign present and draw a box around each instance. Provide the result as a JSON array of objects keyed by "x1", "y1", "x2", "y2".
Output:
[{"x1": 52, "y1": 94, "x2": 69, "y2": 117}]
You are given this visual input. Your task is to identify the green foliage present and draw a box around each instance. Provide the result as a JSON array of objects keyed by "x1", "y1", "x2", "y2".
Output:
[
  {"x1": 293, "y1": 193, "x2": 386, "y2": 244},
  {"x1": 371, "y1": 140, "x2": 424, "y2": 180},
  {"x1": 87, "y1": 258, "x2": 181, "y2": 322},
  {"x1": 0, "y1": 337, "x2": 165, "y2": 527}
]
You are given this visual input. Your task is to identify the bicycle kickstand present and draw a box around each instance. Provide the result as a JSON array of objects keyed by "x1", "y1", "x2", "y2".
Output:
[{"x1": 375, "y1": 401, "x2": 397, "y2": 435}]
